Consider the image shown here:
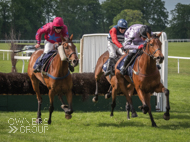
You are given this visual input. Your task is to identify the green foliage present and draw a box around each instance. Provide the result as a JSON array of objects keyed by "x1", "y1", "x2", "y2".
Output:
[
  {"x1": 139, "y1": 0, "x2": 169, "y2": 31},
  {"x1": 168, "y1": 3, "x2": 190, "y2": 39},
  {"x1": 111, "y1": 9, "x2": 149, "y2": 28}
]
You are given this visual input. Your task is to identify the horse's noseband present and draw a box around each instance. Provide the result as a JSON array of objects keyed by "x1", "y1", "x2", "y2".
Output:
[{"x1": 62, "y1": 42, "x2": 77, "y2": 62}]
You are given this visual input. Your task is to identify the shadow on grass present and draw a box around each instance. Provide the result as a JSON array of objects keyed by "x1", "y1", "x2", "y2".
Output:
[{"x1": 97, "y1": 120, "x2": 147, "y2": 128}]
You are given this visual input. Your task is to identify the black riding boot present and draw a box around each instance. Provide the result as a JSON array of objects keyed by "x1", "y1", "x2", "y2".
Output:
[
  {"x1": 69, "y1": 62, "x2": 74, "y2": 72},
  {"x1": 104, "y1": 58, "x2": 115, "y2": 76},
  {"x1": 120, "y1": 53, "x2": 135, "y2": 76},
  {"x1": 33, "y1": 53, "x2": 46, "y2": 73}
]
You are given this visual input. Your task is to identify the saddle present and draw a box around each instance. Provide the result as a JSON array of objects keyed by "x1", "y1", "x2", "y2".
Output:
[
  {"x1": 33, "y1": 50, "x2": 57, "y2": 73},
  {"x1": 102, "y1": 55, "x2": 121, "y2": 76}
]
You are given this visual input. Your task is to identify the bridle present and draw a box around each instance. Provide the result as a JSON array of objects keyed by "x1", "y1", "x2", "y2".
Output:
[
  {"x1": 143, "y1": 38, "x2": 161, "y2": 59},
  {"x1": 61, "y1": 41, "x2": 77, "y2": 62}
]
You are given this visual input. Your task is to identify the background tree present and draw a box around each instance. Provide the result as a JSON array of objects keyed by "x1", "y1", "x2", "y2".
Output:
[
  {"x1": 0, "y1": 0, "x2": 11, "y2": 39},
  {"x1": 58, "y1": 0, "x2": 103, "y2": 39},
  {"x1": 111, "y1": 9, "x2": 149, "y2": 28},
  {"x1": 168, "y1": 3, "x2": 190, "y2": 39}
]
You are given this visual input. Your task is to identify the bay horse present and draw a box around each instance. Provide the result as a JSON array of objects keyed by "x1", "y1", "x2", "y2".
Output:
[
  {"x1": 92, "y1": 51, "x2": 138, "y2": 119},
  {"x1": 28, "y1": 34, "x2": 79, "y2": 124},
  {"x1": 115, "y1": 32, "x2": 170, "y2": 127}
]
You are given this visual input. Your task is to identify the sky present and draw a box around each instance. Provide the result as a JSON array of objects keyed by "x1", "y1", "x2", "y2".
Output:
[{"x1": 99, "y1": 0, "x2": 190, "y2": 20}]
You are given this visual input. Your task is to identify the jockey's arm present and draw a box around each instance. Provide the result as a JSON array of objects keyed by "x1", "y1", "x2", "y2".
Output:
[{"x1": 110, "y1": 28, "x2": 123, "y2": 48}]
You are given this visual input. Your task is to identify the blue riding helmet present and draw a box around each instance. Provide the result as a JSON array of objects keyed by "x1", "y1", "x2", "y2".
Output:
[{"x1": 117, "y1": 19, "x2": 128, "y2": 29}]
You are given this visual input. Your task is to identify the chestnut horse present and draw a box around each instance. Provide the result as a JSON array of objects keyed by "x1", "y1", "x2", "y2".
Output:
[
  {"x1": 28, "y1": 34, "x2": 79, "y2": 124},
  {"x1": 115, "y1": 32, "x2": 170, "y2": 127},
  {"x1": 92, "y1": 51, "x2": 138, "y2": 119}
]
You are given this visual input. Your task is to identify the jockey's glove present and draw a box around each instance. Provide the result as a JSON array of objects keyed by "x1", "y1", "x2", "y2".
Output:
[
  {"x1": 121, "y1": 47, "x2": 125, "y2": 51},
  {"x1": 138, "y1": 44, "x2": 144, "y2": 49}
]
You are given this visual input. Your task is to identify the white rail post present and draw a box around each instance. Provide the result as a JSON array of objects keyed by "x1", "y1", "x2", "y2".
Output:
[
  {"x1": 178, "y1": 58, "x2": 179, "y2": 73},
  {"x1": 22, "y1": 59, "x2": 25, "y2": 73}
]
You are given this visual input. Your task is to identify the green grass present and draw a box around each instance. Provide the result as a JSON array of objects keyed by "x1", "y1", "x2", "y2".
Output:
[{"x1": 0, "y1": 42, "x2": 190, "y2": 142}]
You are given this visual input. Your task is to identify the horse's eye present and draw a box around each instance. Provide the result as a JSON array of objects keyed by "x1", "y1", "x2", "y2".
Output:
[{"x1": 150, "y1": 44, "x2": 153, "y2": 46}]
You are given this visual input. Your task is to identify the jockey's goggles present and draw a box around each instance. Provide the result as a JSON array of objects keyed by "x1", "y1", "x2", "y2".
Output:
[
  {"x1": 119, "y1": 27, "x2": 126, "y2": 30},
  {"x1": 54, "y1": 26, "x2": 63, "y2": 29}
]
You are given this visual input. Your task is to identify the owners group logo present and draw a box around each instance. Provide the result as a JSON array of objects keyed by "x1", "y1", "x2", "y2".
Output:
[{"x1": 8, "y1": 118, "x2": 48, "y2": 133}]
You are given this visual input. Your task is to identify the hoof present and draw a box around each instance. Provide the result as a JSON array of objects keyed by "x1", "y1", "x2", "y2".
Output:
[
  {"x1": 36, "y1": 118, "x2": 42, "y2": 124},
  {"x1": 105, "y1": 93, "x2": 111, "y2": 99},
  {"x1": 92, "y1": 96, "x2": 98, "y2": 103},
  {"x1": 48, "y1": 119, "x2": 51, "y2": 124},
  {"x1": 163, "y1": 113, "x2": 170, "y2": 120},
  {"x1": 65, "y1": 114, "x2": 72, "y2": 119},
  {"x1": 152, "y1": 123, "x2": 158, "y2": 127},
  {"x1": 132, "y1": 112, "x2": 138, "y2": 118}
]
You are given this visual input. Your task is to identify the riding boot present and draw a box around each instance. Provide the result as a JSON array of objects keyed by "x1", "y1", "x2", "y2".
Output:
[
  {"x1": 69, "y1": 62, "x2": 74, "y2": 72},
  {"x1": 33, "y1": 53, "x2": 46, "y2": 73},
  {"x1": 104, "y1": 58, "x2": 114, "y2": 76},
  {"x1": 120, "y1": 53, "x2": 135, "y2": 76}
]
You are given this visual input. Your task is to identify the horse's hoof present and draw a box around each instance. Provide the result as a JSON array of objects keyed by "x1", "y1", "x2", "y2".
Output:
[
  {"x1": 65, "y1": 114, "x2": 72, "y2": 119},
  {"x1": 92, "y1": 97, "x2": 98, "y2": 103},
  {"x1": 48, "y1": 120, "x2": 51, "y2": 124},
  {"x1": 105, "y1": 93, "x2": 111, "y2": 99},
  {"x1": 152, "y1": 123, "x2": 158, "y2": 127},
  {"x1": 36, "y1": 118, "x2": 42, "y2": 124},
  {"x1": 132, "y1": 112, "x2": 138, "y2": 118},
  {"x1": 163, "y1": 113, "x2": 170, "y2": 120}
]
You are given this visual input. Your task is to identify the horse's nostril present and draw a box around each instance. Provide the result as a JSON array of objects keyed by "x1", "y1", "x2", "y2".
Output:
[{"x1": 73, "y1": 59, "x2": 78, "y2": 65}]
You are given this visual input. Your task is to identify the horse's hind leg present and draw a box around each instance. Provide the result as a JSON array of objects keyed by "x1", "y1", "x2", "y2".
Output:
[
  {"x1": 48, "y1": 89, "x2": 55, "y2": 124},
  {"x1": 30, "y1": 76, "x2": 42, "y2": 123},
  {"x1": 155, "y1": 83, "x2": 170, "y2": 120},
  {"x1": 92, "y1": 81, "x2": 99, "y2": 102}
]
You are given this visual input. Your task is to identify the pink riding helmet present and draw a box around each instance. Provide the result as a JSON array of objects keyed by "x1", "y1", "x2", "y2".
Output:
[{"x1": 53, "y1": 17, "x2": 64, "y2": 27}]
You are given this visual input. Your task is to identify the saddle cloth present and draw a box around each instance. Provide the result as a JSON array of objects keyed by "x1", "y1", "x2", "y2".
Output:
[{"x1": 33, "y1": 50, "x2": 57, "y2": 72}]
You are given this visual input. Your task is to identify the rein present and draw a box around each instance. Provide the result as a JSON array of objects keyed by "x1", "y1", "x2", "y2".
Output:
[{"x1": 131, "y1": 37, "x2": 160, "y2": 78}]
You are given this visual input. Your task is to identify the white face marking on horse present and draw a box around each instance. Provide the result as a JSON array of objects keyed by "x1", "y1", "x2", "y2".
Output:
[{"x1": 68, "y1": 43, "x2": 72, "y2": 46}]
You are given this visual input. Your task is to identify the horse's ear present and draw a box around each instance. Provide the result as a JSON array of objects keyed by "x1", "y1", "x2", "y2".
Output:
[
  {"x1": 157, "y1": 32, "x2": 162, "y2": 37},
  {"x1": 146, "y1": 32, "x2": 150, "y2": 39},
  {"x1": 60, "y1": 34, "x2": 66, "y2": 42},
  {"x1": 69, "y1": 34, "x2": 73, "y2": 41}
]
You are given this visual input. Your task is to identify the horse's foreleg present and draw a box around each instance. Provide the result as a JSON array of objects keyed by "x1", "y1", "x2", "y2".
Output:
[
  {"x1": 48, "y1": 90, "x2": 54, "y2": 124},
  {"x1": 65, "y1": 90, "x2": 73, "y2": 119},
  {"x1": 58, "y1": 94, "x2": 68, "y2": 109},
  {"x1": 92, "y1": 81, "x2": 99, "y2": 102},
  {"x1": 146, "y1": 93, "x2": 157, "y2": 127},
  {"x1": 105, "y1": 85, "x2": 112, "y2": 99},
  {"x1": 155, "y1": 84, "x2": 170, "y2": 120},
  {"x1": 110, "y1": 87, "x2": 116, "y2": 117},
  {"x1": 30, "y1": 77, "x2": 42, "y2": 123},
  {"x1": 136, "y1": 88, "x2": 149, "y2": 114}
]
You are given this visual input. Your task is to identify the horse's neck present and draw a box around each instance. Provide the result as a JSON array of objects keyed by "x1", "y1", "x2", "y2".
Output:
[
  {"x1": 140, "y1": 50, "x2": 157, "y2": 74},
  {"x1": 53, "y1": 54, "x2": 68, "y2": 75}
]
